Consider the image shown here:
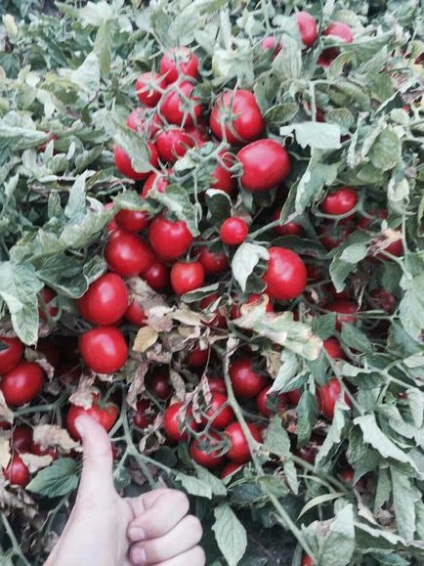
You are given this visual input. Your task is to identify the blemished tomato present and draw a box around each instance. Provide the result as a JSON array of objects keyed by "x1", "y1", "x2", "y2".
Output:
[
  {"x1": 38, "y1": 287, "x2": 59, "y2": 319},
  {"x1": 200, "y1": 294, "x2": 227, "y2": 328},
  {"x1": 145, "y1": 369, "x2": 173, "y2": 400},
  {"x1": 189, "y1": 433, "x2": 225, "y2": 469},
  {"x1": 104, "y1": 232, "x2": 152, "y2": 277},
  {"x1": 141, "y1": 261, "x2": 171, "y2": 292},
  {"x1": 3, "y1": 455, "x2": 30, "y2": 486},
  {"x1": 296, "y1": 11, "x2": 318, "y2": 47},
  {"x1": 79, "y1": 326, "x2": 128, "y2": 374},
  {"x1": 1, "y1": 362, "x2": 44, "y2": 406},
  {"x1": 115, "y1": 207, "x2": 150, "y2": 233},
  {"x1": 114, "y1": 144, "x2": 158, "y2": 181},
  {"x1": 202, "y1": 392, "x2": 234, "y2": 429},
  {"x1": 197, "y1": 247, "x2": 229, "y2": 275},
  {"x1": 229, "y1": 356, "x2": 268, "y2": 398},
  {"x1": 262, "y1": 247, "x2": 307, "y2": 301},
  {"x1": 66, "y1": 398, "x2": 119, "y2": 440},
  {"x1": 11, "y1": 425, "x2": 33, "y2": 453},
  {"x1": 211, "y1": 151, "x2": 237, "y2": 195},
  {"x1": 160, "y1": 47, "x2": 199, "y2": 84},
  {"x1": 317, "y1": 378, "x2": 351, "y2": 420},
  {"x1": 124, "y1": 300, "x2": 146, "y2": 326},
  {"x1": 133, "y1": 399, "x2": 156, "y2": 429},
  {"x1": 238, "y1": 139, "x2": 290, "y2": 192},
  {"x1": 220, "y1": 461, "x2": 243, "y2": 478},
  {"x1": 163, "y1": 402, "x2": 191, "y2": 442},
  {"x1": 77, "y1": 273, "x2": 129, "y2": 326},
  {"x1": 301, "y1": 555, "x2": 313, "y2": 566},
  {"x1": 224, "y1": 422, "x2": 262, "y2": 463},
  {"x1": 256, "y1": 386, "x2": 289, "y2": 417},
  {"x1": 161, "y1": 81, "x2": 202, "y2": 127},
  {"x1": 325, "y1": 300, "x2": 358, "y2": 331},
  {"x1": 220, "y1": 217, "x2": 248, "y2": 246},
  {"x1": 368, "y1": 289, "x2": 396, "y2": 314},
  {"x1": 187, "y1": 346, "x2": 209, "y2": 368},
  {"x1": 141, "y1": 171, "x2": 170, "y2": 198},
  {"x1": 321, "y1": 187, "x2": 358, "y2": 215},
  {"x1": 0, "y1": 336, "x2": 24, "y2": 374},
  {"x1": 323, "y1": 337, "x2": 346, "y2": 360},
  {"x1": 149, "y1": 215, "x2": 193, "y2": 261},
  {"x1": 156, "y1": 127, "x2": 195, "y2": 163},
  {"x1": 210, "y1": 90, "x2": 264, "y2": 145},
  {"x1": 171, "y1": 261, "x2": 205, "y2": 295},
  {"x1": 135, "y1": 72, "x2": 167, "y2": 107}
]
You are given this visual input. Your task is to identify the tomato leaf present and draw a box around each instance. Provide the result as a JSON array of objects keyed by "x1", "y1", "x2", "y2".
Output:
[
  {"x1": 280, "y1": 122, "x2": 341, "y2": 150},
  {"x1": 212, "y1": 503, "x2": 247, "y2": 566},
  {"x1": 231, "y1": 243, "x2": 269, "y2": 292},
  {"x1": 26, "y1": 458, "x2": 79, "y2": 498}
]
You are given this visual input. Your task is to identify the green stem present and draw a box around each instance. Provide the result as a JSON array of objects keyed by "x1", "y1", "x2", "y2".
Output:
[{"x1": 1, "y1": 511, "x2": 31, "y2": 566}]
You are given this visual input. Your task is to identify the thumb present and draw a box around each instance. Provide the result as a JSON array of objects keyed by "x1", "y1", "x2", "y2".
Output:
[{"x1": 75, "y1": 415, "x2": 115, "y2": 499}]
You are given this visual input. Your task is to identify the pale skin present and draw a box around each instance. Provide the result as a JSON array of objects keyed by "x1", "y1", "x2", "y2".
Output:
[{"x1": 45, "y1": 415, "x2": 205, "y2": 566}]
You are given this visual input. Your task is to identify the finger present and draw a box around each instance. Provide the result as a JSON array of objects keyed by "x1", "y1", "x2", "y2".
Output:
[
  {"x1": 74, "y1": 415, "x2": 114, "y2": 499},
  {"x1": 133, "y1": 545, "x2": 206, "y2": 566},
  {"x1": 127, "y1": 489, "x2": 190, "y2": 542},
  {"x1": 129, "y1": 515, "x2": 203, "y2": 565}
]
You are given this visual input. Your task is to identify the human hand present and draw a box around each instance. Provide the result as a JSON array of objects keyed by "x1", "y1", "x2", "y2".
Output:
[{"x1": 45, "y1": 416, "x2": 205, "y2": 566}]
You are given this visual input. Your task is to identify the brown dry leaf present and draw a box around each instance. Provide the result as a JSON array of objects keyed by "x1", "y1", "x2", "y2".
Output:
[
  {"x1": 127, "y1": 277, "x2": 168, "y2": 312},
  {"x1": 170, "y1": 369, "x2": 186, "y2": 400},
  {"x1": 21, "y1": 453, "x2": 53, "y2": 473},
  {"x1": 33, "y1": 424, "x2": 79, "y2": 452},
  {"x1": 0, "y1": 437, "x2": 11, "y2": 469},
  {"x1": 68, "y1": 375, "x2": 96, "y2": 408},
  {"x1": 133, "y1": 326, "x2": 159, "y2": 353},
  {"x1": 172, "y1": 305, "x2": 204, "y2": 326},
  {"x1": 0, "y1": 391, "x2": 14, "y2": 425},
  {"x1": 146, "y1": 346, "x2": 173, "y2": 365},
  {"x1": 147, "y1": 306, "x2": 174, "y2": 332},
  {"x1": 126, "y1": 359, "x2": 149, "y2": 409},
  {"x1": 263, "y1": 348, "x2": 281, "y2": 379}
]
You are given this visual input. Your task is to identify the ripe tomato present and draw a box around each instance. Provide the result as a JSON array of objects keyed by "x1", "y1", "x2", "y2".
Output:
[
  {"x1": 319, "y1": 21, "x2": 354, "y2": 66},
  {"x1": 210, "y1": 90, "x2": 264, "y2": 145},
  {"x1": 145, "y1": 369, "x2": 172, "y2": 400},
  {"x1": 224, "y1": 422, "x2": 262, "y2": 464},
  {"x1": 368, "y1": 289, "x2": 396, "y2": 314},
  {"x1": 202, "y1": 392, "x2": 234, "y2": 429},
  {"x1": 325, "y1": 300, "x2": 358, "y2": 331},
  {"x1": 0, "y1": 336, "x2": 24, "y2": 374},
  {"x1": 197, "y1": 247, "x2": 229, "y2": 275},
  {"x1": 156, "y1": 127, "x2": 195, "y2": 163},
  {"x1": 262, "y1": 247, "x2": 307, "y2": 301},
  {"x1": 238, "y1": 139, "x2": 290, "y2": 192},
  {"x1": 301, "y1": 555, "x2": 313, "y2": 566},
  {"x1": 272, "y1": 209, "x2": 303, "y2": 236},
  {"x1": 190, "y1": 432, "x2": 225, "y2": 469},
  {"x1": 124, "y1": 300, "x2": 146, "y2": 326},
  {"x1": 104, "y1": 232, "x2": 152, "y2": 277},
  {"x1": 3, "y1": 455, "x2": 30, "y2": 486},
  {"x1": 79, "y1": 326, "x2": 128, "y2": 374},
  {"x1": 295, "y1": 434, "x2": 324, "y2": 464},
  {"x1": 1, "y1": 362, "x2": 44, "y2": 406},
  {"x1": 126, "y1": 107, "x2": 163, "y2": 137},
  {"x1": 185, "y1": 125, "x2": 210, "y2": 146},
  {"x1": 211, "y1": 151, "x2": 237, "y2": 195},
  {"x1": 11, "y1": 425, "x2": 33, "y2": 453},
  {"x1": 200, "y1": 294, "x2": 227, "y2": 328},
  {"x1": 287, "y1": 388, "x2": 301, "y2": 406},
  {"x1": 220, "y1": 461, "x2": 243, "y2": 478},
  {"x1": 114, "y1": 144, "x2": 158, "y2": 181},
  {"x1": 161, "y1": 81, "x2": 202, "y2": 127},
  {"x1": 321, "y1": 187, "x2": 358, "y2": 215},
  {"x1": 256, "y1": 386, "x2": 289, "y2": 417},
  {"x1": 67, "y1": 397, "x2": 119, "y2": 440},
  {"x1": 260, "y1": 36, "x2": 282, "y2": 58},
  {"x1": 38, "y1": 286, "x2": 58, "y2": 319},
  {"x1": 317, "y1": 378, "x2": 350, "y2": 420},
  {"x1": 229, "y1": 356, "x2": 268, "y2": 399},
  {"x1": 160, "y1": 47, "x2": 199, "y2": 84},
  {"x1": 135, "y1": 72, "x2": 167, "y2": 107},
  {"x1": 319, "y1": 222, "x2": 354, "y2": 250},
  {"x1": 207, "y1": 377, "x2": 227, "y2": 395},
  {"x1": 141, "y1": 260, "x2": 171, "y2": 292},
  {"x1": 323, "y1": 337, "x2": 346, "y2": 360},
  {"x1": 373, "y1": 230, "x2": 404, "y2": 259},
  {"x1": 133, "y1": 399, "x2": 156, "y2": 429},
  {"x1": 31, "y1": 441, "x2": 59, "y2": 460},
  {"x1": 163, "y1": 402, "x2": 192, "y2": 442},
  {"x1": 115, "y1": 207, "x2": 150, "y2": 233},
  {"x1": 220, "y1": 217, "x2": 248, "y2": 246},
  {"x1": 149, "y1": 215, "x2": 193, "y2": 261},
  {"x1": 77, "y1": 273, "x2": 129, "y2": 326},
  {"x1": 126, "y1": 107, "x2": 146, "y2": 133},
  {"x1": 296, "y1": 11, "x2": 318, "y2": 47},
  {"x1": 187, "y1": 346, "x2": 209, "y2": 368},
  {"x1": 141, "y1": 171, "x2": 170, "y2": 198},
  {"x1": 171, "y1": 261, "x2": 205, "y2": 295}
]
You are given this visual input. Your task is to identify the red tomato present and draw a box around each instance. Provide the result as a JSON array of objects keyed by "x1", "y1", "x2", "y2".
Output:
[
  {"x1": 373, "y1": 231, "x2": 404, "y2": 259},
  {"x1": 126, "y1": 108, "x2": 163, "y2": 137},
  {"x1": 135, "y1": 72, "x2": 167, "y2": 107},
  {"x1": 325, "y1": 300, "x2": 358, "y2": 331},
  {"x1": 301, "y1": 555, "x2": 314, "y2": 566},
  {"x1": 238, "y1": 139, "x2": 290, "y2": 192},
  {"x1": 319, "y1": 21, "x2": 354, "y2": 66},
  {"x1": 210, "y1": 90, "x2": 264, "y2": 145},
  {"x1": 296, "y1": 435, "x2": 324, "y2": 464},
  {"x1": 323, "y1": 337, "x2": 346, "y2": 360},
  {"x1": 126, "y1": 107, "x2": 146, "y2": 133},
  {"x1": 163, "y1": 402, "x2": 191, "y2": 442},
  {"x1": 31, "y1": 441, "x2": 59, "y2": 460},
  {"x1": 207, "y1": 377, "x2": 227, "y2": 395},
  {"x1": 141, "y1": 171, "x2": 170, "y2": 198},
  {"x1": 124, "y1": 300, "x2": 146, "y2": 326},
  {"x1": 262, "y1": 247, "x2": 307, "y2": 301},
  {"x1": 296, "y1": 11, "x2": 318, "y2": 47},
  {"x1": 260, "y1": 36, "x2": 282, "y2": 57},
  {"x1": 77, "y1": 273, "x2": 129, "y2": 326},
  {"x1": 185, "y1": 125, "x2": 210, "y2": 146},
  {"x1": 104, "y1": 232, "x2": 152, "y2": 277},
  {"x1": 161, "y1": 81, "x2": 202, "y2": 127},
  {"x1": 197, "y1": 247, "x2": 229, "y2": 275},
  {"x1": 115, "y1": 207, "x2": 150, "y2": 233},
  {"x1": 149, "y1": 215, "x2": 193, "y2": 261},
  {"x1": 156, "y1": 127, "x2": 195, "y2": 162},
  {"x1": 229, "y1": 356, "x2": 268, "y2": 399},
  {"x1": 3, "y1": 454, "x2": 30, "y2": 486},
  {"x1": 79, "y1": 326, "x2": 128, "y2": 374},
  {"x1": 145, "y1": 369, "x2": 173, "y2": 400},
  {"x1": 202, "y1": 392, "x2": 234, "y2": 429},
  {"x1": 220, "y1": 217, "x2": 248, "y2": 246},
  {"x1": 317, "y1": 378, "x2": 350, "y2": 420},
  {"x1": 38, "y1": 286, "x2": 58, "y2": 319},
  {"x1": 133, "y1": 399, "x2": 156, "y2": 429},
  {"x1": 1, "y1": 362, "x2": 44, "y2": 406},
  {"x1": 200, "y1": 294, "x2": 227, "y2": 328},
  {"x1": 190, "y1": 433, "x2": 225, "y2": 469},
  {"x1": 220, "y1": 461, "x2": 243, "y2": 478},
  {"x1": 11, "y1": 425, "x2": 33, "y2": 453},
  {"x1": 211, "y1": 151, "x2": 237, "y2": 195},
  {"x1": 66, "y1": 398, "x2": 119, "y2": 440},
  {"x1": 368, "y1": 289, "x2": 396, "y2": 314},
  {"x1": 160, "y1": 47, "x2": 199, "y2": 84},
  {"x1": 319, "y1": 222, "x2": 353, "y2": 251},
  {"x1": 141, "y1": 261, "x2": 171, "y2": 292},
  {"x1": 256, "y1": 386, "x2": 289, "y2": 417},
  {"x1": 272, "y1": 209, "x2": 303, "y2": 236},
  {"x1": 171, "y1": 261, "x2": 205, "y2": 295},
  {"x1": 187, "y1": 347, "x2": 209, "y2": 368},
  {"x1": 321, "y1": 187, "x2": 358, "y2": 215},
  {"x1": 224, "y1": 422, "x2": 262, "y2": 463},
  {"x1": 287, "y1": 388, "x2": 301, "y2": 406},
  {"x1": 114, "y1": 144, "x2": 158, "y2": 181},
  {"x1": 0, "y1": 336, "x2": 24, "y2": 374}
]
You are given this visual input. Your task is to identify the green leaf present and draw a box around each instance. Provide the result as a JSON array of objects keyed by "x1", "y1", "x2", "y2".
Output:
[
  {"x1": 270, "y1": 349, "x2": 300, "y2": 392},
  {"x1": 176, "y1": 472, "x2": 212, "y2": 499},
  {"x1": 369, "y1": 128, "x2": 402, "y2": 172},
  {"x1": 280, "y1": 122, "x2": 341, "y2": 150},
  {"x1": 65, "y1": 172, "x2": 89, "y2": 220},
  {"x1": 150, "y1": 185, "x2": 199, "y2": 236},
  {"x1": 26, "y1": 458, "x2": 79, "y2": 498},
  {"x1": 212, "y1": 503, "x2": 247, "y2": 566},
  {"x1": 314, "y1": 505, "x2": 355, "y2": 566},
  {"x1": 264, "y1": 416, "x2": 291, "y2": 459},
  {"x1": 316, "y1": 403, "x2": 348, "y2": 468},
  {"x1": 297, "y1": 390, "x2": 317, "y2": 446},
  {"x1": 341, "y1": 325, "x2": 374, "y2": 354},
  {"x1": 94, "y1": 21, "x2": 113, "y2": 77},
  {"x1": 391, "y1": 467, "x2": 421, "y2": 540},
  {"x1": 231, "y1": 243, "x2": 269, "y2": 292},
  {"x1": 272, "y1": 35, "x2": 302, "y2": 80},
  {"x1": 205, "y1": 189, "x2": 232, "y2": 223},
  {"x1": 194, "y1": 465, "x2": 227, "y2": 497},
  {"x1": 295, "y1": 150, "x2": 339, "y2": 215}
]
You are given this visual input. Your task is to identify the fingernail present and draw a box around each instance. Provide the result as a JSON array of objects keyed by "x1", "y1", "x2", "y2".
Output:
[
  {"x1": 75, "y1": 417, "x2": 86, "y2": 439},
  {"x1": 129, "y1": 527, "x2": 146, "y2": 542},
  {"x1": 131, "y1": 547, "x2": 147, "y2": 565}
]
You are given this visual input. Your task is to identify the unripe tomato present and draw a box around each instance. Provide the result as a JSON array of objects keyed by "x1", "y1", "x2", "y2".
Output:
[
  {"x1": 104, "y1": 232, "x2": 152, "y2": 277},
  {"x1": 220, "y1": 217, "x2": 248, "y2": 246},
  {"x1": 11, "y1": 425, "x2": 33, "y2": 453},
  {"x1": 224, "y1": 422, "x2": 262, "y2": 463},
  {"x1": 210, "y1": 90, "x2": 264, "y2": 145},
  {"x1": 0, "y1": 336, "x2": 24, "y2": 374},
  {"x1": 317, "y1": 378, "x2": 350, "y2": 420},
  {"x1": 296, "y1": 11, "x2": 318, "y2": 47},
  {"x1": 323, "y1": 337, "x2": 346, "y2": 360},
  {"x1": 156, "y1": 128, "x2": 195, "y2": 163},
  {"x1": 325, "y1": 300, "x2": 358, "y2": 331},
  {"x1": 190, "y1": 432, "x2": 225, "y2": 469},
  {"x1": 141, "y1": 171, "x2": 170, "y2": 198},
  {"x1": 171, "y1": 261, "x2": 205, "y2": 295},
  {"x1": 38, "y1": 286, "x2": 58, "y2": 319},
  {"x1": 133, "y1": 399, "x2": 156, "y2": 429},
  {"x1": 1, "y1": 362, "x2": 44, "y2": 406},
  {"x1": 67, "y1": 397, "x2": 119, "y2": 440},
  {"x1": 238, "y1": 140, "x2": 290, "y2": 192},
  {"x1": 114, "y1": 144, "x2": 158, "y2": 181},
  {"x1": 161, "y1": 81, "x2": 202, "y2": 127},
  {"x1": 211, "y1": 151, "x2": 237, "y2": 195},
  {"x1": 3, "y1": 455, "x2": 30, "y2": 486},
  {"x1": 163, "y1": 402, "x2": 191, "y2": 442},
  {"x1": 202, "y1": 392, "x2": 234, "y2": 429},
  {"x1": 256, "y1": 386, "x2": 289, "y2": 417},
  {"x1": 197, "y1": 247, "x2": 229, "y2": 275},
  {"x1": 135, "y1": 72, "x2": 167, "y2": 107},
  {"x1": 124, "y1": 300, "x2": 146, "y2": 326},
  {"x1": 149, "y1": 215, "x2": 193, "y2": 261},
  {"x1": 229, "y1": 356, "x2": 268, "y2": 399},
  {"x1": 145, "y1": 369, "x2": 173, "y2": 400},
  {"x1": 160, "y1": 47, "x2": 199, "y2": 84},
  {"x1": 79, "y1": 327, "x2": 128, "y2": 374},
  {"x1": 115, "y1": 207, "x2": 150, "y2": 233},
  {"x1": 321, "y1": 187, "x2": 358, "y2": 215},
  {"x1": 262, "y1": 247, "x2": 307, "y2": 301},
  {"x1": 142, "y1": 261, "x2": 171, "y2": 292},
  {"x1": 77, "y1": 273, "x2": 129, "y2": 326}
]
